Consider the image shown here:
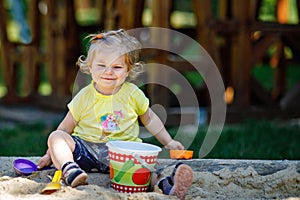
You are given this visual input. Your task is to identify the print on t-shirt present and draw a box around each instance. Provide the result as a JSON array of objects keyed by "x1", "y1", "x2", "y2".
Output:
[{"x1": 100, "y1": 110, "x2": 124, "y2": 135}]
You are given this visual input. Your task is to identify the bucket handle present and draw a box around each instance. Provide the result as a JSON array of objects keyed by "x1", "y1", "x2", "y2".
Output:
[
  {"x1": 132, "y1": 152, "x2": 180, "y2": 177},
  {"x1": 131, "y1": 152, "x2": 156, "y2": 172}
]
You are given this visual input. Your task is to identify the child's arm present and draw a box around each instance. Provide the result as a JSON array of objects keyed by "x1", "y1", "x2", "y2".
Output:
[
  {"x1": 140, "y1": 108, "x2": 184, "y2": 150},
  {"x1": 56, "y1": 111, "x2": 77, "y2": 134},
  {"x1": 37, "y1": 149, "x2": 52, "y2": 169}
]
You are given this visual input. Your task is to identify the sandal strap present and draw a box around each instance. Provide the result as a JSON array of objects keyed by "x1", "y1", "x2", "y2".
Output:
[
  {"x1": 171, "y1": 162, "x2": 185, "y2": 179},
  {"x1": 61, "y1": 162, "x2": 74, "y2": 173},
  {"x1": 64, "y1": 169, "x2": 85, "y2": 186},
  {"x1": 155, "y1": 161, "x2": 182, "y2": 176},
  {"x1": 157, "y1": 176, "x2": 174, "y2": 195},
  {"x1": 61, "y1": 162, "x2": 87, "y2": 186}
]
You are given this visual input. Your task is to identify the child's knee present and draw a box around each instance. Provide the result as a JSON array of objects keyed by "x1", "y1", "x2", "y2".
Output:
[{"x1": 47, "y1": 130, "x2": 73, "y2": 146}]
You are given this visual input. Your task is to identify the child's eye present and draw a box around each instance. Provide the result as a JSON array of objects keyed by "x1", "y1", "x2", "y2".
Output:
[
  {"x1": 97, "y1": 64, "x2": 106, "y2": 68},
  {"x1": 113, "y1": 65, "x2": 123, "y2": 69}
]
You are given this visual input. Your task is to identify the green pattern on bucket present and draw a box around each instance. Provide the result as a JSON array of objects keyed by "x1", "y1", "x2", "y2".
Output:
[
  {"x1": 113, "y1": 160, "x2": 134, "y2": 182},
  {"x1": 110, "y1": 158, "x2": 153, "y2": 187}
]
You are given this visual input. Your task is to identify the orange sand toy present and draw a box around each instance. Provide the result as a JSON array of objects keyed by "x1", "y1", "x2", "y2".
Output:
[{"x1": 170, "y1": 150, "x2": 193, "y2": 160}]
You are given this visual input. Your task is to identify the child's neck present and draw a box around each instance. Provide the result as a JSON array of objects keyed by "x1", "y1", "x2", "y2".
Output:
[{"x1": 93, "y1": 82, "x2": 123, "y2": 95}]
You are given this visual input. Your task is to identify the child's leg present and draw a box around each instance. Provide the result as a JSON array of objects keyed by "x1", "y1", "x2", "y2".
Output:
[
  {"x1": 47, "y1": 130, "x2": 76, "y2": 169},
  {"x1": 156, "y1": 163, "x2": 194, "y2": 200},
  {"x1": 61, "y1": 136, "x2": 110, "y2": 187},
  {"x1": 47, "y1": 131, "x2": 88, "y2": 187}
]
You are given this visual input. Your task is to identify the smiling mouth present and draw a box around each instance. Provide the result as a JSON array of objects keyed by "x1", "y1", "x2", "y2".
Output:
[{"x1": 102, "y1": 77, "x2": 115, "y2": 80}]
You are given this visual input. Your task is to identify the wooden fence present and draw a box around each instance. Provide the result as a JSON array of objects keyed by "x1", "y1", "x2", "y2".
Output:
[{"x1": 0, "y1": 0, "x2": 300, "y2": 117}]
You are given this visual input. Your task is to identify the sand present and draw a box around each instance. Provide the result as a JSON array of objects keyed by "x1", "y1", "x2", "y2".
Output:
[{"x1": 0, "y1": 157, "x2": 299, "y2": 200}]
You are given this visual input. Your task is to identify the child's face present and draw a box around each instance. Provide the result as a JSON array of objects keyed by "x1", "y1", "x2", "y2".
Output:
[{"x1": 89, "y1": 51, "x2": 129, "y2": 95}]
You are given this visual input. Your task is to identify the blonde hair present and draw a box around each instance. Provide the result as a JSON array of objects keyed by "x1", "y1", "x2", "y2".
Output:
[{"x1": 76, "y1": 29, "x2": 143, "y2": 80}]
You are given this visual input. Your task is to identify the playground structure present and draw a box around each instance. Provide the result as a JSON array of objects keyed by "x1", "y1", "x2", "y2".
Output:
[{"x1": 1, "y1": 0, "x2": 300, "y2": 122}]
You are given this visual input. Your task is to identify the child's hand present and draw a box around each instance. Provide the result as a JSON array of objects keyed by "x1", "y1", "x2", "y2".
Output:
[
  {"x1": 37, "y1": 154, "x2": 52, "y2": 169},
  {"x1": 165, "y1": 139, "x2": 184, "y2": 150}
]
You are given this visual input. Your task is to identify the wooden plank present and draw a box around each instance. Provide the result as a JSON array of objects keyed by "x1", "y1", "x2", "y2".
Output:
[
  {"x1": 217, "y1": 0, "x2": 228, "y2": 19},
  {"x1": 272, "y1": 41, "x2": 286, "y2": 99},
  {"x1": 44, "y1": 0, "x2": 57, "y2": 96},
  {"x1": 43, "y1": 0, "x2": 72, "y2": 96},
  {"x1": 115, "y1": 0, "x2": 128, "y2": 28},
  {"x1": 131, "y1": 0, "x2": 145, "y2": 28},
  {"x1": 251, "y1": 22, "x2": 300, "y2": 32},
  {"x1": 230, "y1": 0, "x2": 251, "y2": 107},
  {"x1": 56, "y1": 1, "x2": 67, "y2": 95},
  {"x1": 115, "y1": 0, "x2": 144, "y2": 29},
  {"x1": 151, "y1": 0, "x2": 171, "y2": 28},
  {"x1": 0, "y1": 1, "x2": 40, "y2": 100},
  {"x1": 147, "y1": 0, "x2": 171, "y2": 107},
  {"x1": 21, "y1": 1, "x2": 39, "y2": 97},
  {"x1": 207, "y1": 20, "x2": 300, "y2": 33},
  {"x1": 96, "y1": 0, "x2": 105, "y2": 26},
  {"x1": 64, "y1": 0, "x2": 80, "y2": 95},
  {"x1": 159, "y1": 159, "x2": 300, "y2": 175},
  {"x1": 0, "y1": 3, "x2": 14, "y2": 98},
  {"x1": 104, "y1": 0, "x2": 116, "y2": 29},
  {"x1": 21, "y1": 46, "x2": 35, "y2": 96},
  {"x1": 192, "y1": 0, "x2": 222, "y2": 71},
  {"x1": 249, "y1": 0, "x2": 261, "y2": 21}
]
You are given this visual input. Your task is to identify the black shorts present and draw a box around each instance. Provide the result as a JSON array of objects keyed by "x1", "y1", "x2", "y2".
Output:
[{"x1": 72, "y1": 136, "x2": 109, "y2": 173}]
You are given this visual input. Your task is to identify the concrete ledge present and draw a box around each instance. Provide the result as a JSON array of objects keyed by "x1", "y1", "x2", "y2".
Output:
[{"x1": 0, "y1": 157, "x2": 299, "y2": 199}]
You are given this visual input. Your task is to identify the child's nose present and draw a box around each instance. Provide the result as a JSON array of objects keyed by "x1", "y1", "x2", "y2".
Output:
[{"x1": 104, "y1": 66, "x2": 113, "y2": 74}]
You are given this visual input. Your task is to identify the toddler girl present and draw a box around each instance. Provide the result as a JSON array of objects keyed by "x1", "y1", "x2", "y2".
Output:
[{"x1": 37, "y1": 29, "x2": 193, "y2": 199}]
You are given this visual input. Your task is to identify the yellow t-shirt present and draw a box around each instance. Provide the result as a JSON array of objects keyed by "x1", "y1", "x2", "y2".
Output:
[{"x1": 68, "y1": 81, "x2": 149, "y2": 143}]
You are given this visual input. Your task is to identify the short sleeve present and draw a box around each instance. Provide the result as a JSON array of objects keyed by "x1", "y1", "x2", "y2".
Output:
[
  {"x1": 67, "y1": 85, "x2": 90, "y2": 122},
  {"x1": 131, "y1": 87, "x2": 149, "y2": 116},
  {"x1": 67, "y1": 95, "x2": 81, "y2": 122}
]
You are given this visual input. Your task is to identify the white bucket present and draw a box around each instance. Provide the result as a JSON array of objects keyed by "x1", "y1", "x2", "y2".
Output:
[{"x1": 106, "y1": 141, "x2": 161, "y2": 193}]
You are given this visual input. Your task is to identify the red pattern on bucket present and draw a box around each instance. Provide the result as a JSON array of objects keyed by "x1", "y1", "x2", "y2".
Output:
[
  {"x1": 111, "y1": 182, "x2": 148, "y2": 193},
  {"x1": 109, "y1": 151, "x2": 157, "y2": 164}
]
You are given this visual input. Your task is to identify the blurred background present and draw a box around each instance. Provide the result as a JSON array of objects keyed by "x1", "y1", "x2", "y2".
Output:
[{"x1": 0, "y1": 0, "x2": 299, "y2": 159}]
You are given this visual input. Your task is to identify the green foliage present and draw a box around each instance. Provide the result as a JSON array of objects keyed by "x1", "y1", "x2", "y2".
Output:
[
  {"x1": 286, "y1": 65, "x2": 300, "y2": 89},
  {"x1": 252, "y1": 64, "x2": 300, "y2": 92},
  {"x1": 0, "y1": 120, "x2": 299, "y2": 160},
  {"x1": 252, "y1": 64, "x2": 274, "y2": 92},
  {"x1": 258, "y1": 0, "x2": 277, "y2": 22}
]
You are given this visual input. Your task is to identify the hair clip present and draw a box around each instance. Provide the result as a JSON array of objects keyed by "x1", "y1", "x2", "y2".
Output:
[{"x1": 96, "y1": 34, "x2": 103, "y2": 39}]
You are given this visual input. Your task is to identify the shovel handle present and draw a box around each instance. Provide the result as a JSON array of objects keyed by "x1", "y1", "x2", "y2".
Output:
[{"x1": 52, "y1": 170, "x2": 62, "y2": 183}]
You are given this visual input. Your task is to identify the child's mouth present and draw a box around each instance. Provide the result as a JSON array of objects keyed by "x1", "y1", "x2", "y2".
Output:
[{"x1": 102, "y1": 77, "x2": 115, "y2": 80}]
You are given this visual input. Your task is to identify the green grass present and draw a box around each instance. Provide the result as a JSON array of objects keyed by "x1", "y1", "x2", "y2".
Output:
[
  {"x1": 144, "y1": 119, "x2": 300, "y2": 160},
  {"x1": 205, "y1": 120, "x2": 300, "y2": 159},
  {"x1": 0, "y1": 120, "x2": 299, "y2": 159},
  {"x1": 0, "y1": 122, "x2": 53, "y2": 156}
]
